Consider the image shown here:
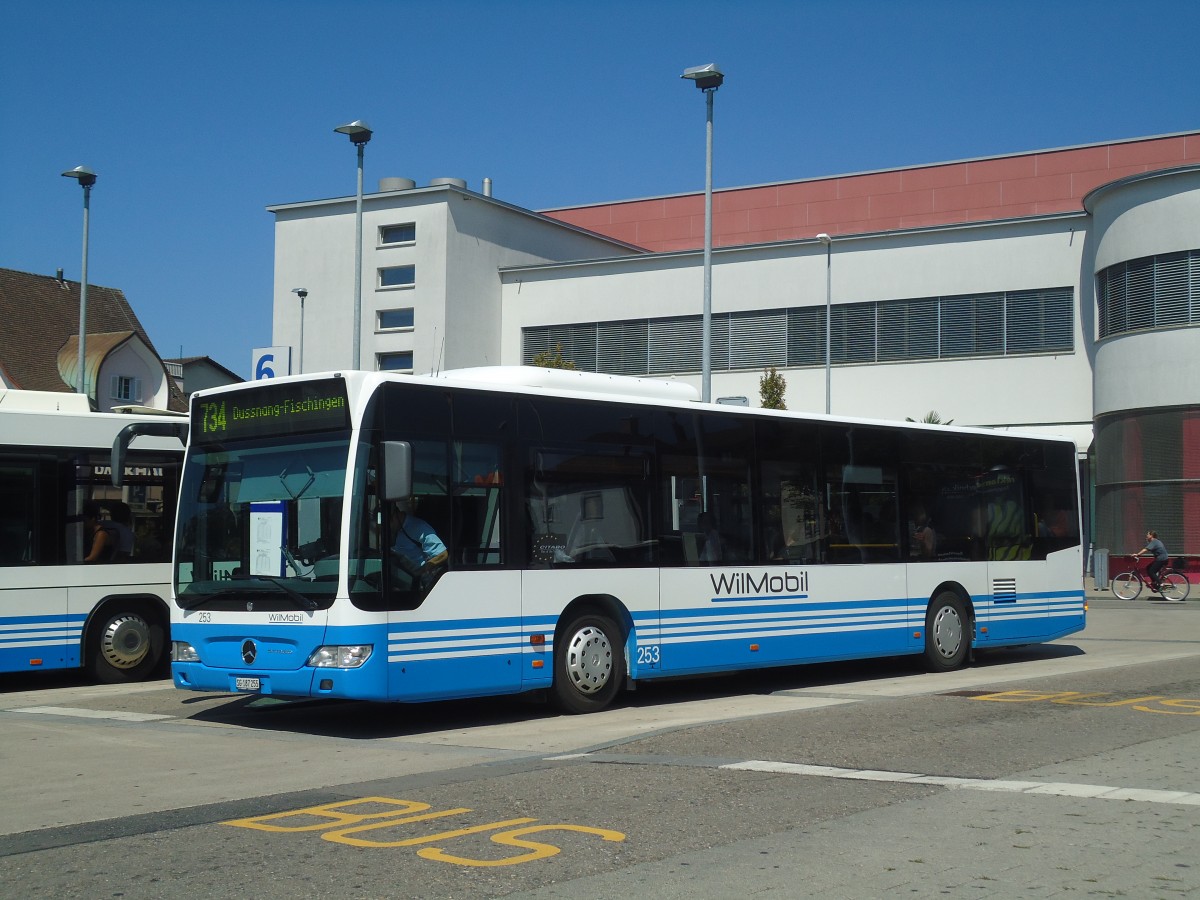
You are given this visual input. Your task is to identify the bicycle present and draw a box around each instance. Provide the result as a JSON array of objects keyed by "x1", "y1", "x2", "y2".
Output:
[{"x1": 1111, "y1": 557, "x2": 1191, "y2": 601}]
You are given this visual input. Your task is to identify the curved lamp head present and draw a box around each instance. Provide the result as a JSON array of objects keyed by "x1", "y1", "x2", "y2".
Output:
[
  {"x1": 334, "y1": 120, "x2": 373, "y2": 145},
  {"x1": 681, "y1": 63, "x2": 724, "y2": 91},
  {"x1": 62, "y1": 166, "x2": 97, "y2": 187}
]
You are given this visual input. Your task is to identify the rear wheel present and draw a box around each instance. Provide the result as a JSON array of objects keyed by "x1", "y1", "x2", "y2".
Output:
[
  {"x1": 552, "y1": 613, "x2": 624, "y2": 714},
  {"x1": 1111, "y1": 572, "x2": 1142, "y2": 601},
  {"x1": 1159, "y1": 570, "x2": 1189, "y2": 601},
  {"x1": 924, "y1": 591, "x2": 969, "y2": 672},
  {"x1": 86, "y1": 604, "x2": 166, "y2": 683}
]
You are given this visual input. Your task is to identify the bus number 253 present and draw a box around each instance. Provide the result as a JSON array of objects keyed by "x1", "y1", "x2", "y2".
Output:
[{"x1": 637, "y1": 645, "x2": 661, "y2": 666}]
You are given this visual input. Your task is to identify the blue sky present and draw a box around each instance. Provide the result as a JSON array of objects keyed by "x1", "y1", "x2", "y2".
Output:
[{"x1": 2, "y1": 0, "x2": 1196, "y2": 379}]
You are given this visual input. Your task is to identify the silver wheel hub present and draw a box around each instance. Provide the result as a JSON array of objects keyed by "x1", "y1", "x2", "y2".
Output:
[
  {"x1": 100, "y1": 614, "x2": 151, "y2": 669},
  {"x1": 931, "y1": 605, "x2": 963, "y2": 660},
  {"x1": 564, "y1": 625, "x2": 613, "y2": 695}
]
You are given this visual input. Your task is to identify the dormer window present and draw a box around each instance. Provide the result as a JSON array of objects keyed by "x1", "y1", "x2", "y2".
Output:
[{"x1": 111, "y1": 375, "x2": 142, "y2": 403}]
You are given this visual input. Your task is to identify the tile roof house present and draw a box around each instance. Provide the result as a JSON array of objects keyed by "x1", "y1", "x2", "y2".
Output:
[
  {"x1": 162, "y1": 355, "x2": 243, "y2": 398},
  {"x1": 0, "y1": 267, "x2": 186, "y2": 412}
]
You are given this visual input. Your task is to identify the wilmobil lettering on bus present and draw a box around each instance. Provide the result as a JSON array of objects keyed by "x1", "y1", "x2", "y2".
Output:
[{"x1": 710, "y1": 570, "x2": 809, "y2": 597}]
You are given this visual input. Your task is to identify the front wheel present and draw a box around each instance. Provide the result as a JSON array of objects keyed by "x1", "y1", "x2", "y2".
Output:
[
  {"x1": 1111, "y1": 572, "x2": 1142, "y2": 600},
  {"x1": 1159, "y1": 571, "x2": 1190, "y2": 602},
  {"x1": 552, "y1": 613, "x2": 625, "y2": 714},
  {"x1": 924, "y1": 591, "x2": 969, "y2": 672}
]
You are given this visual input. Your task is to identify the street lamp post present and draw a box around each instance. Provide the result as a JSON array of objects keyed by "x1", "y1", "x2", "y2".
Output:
[
  {"x1": 681, "y1": 64, "x2": 724, "y2": 403},
  {"x1": 291, "y1": 288, "x2": 308, "y2": 374},
  {"x1": 334, "y1": 120, "x2": 372, "y2": 370},
  {"x1": 62, "y1": 166, "x2": 97, "y2": 396},
  {"x1": 817, "y1": 233, "x2": 832, "y2": 414}
]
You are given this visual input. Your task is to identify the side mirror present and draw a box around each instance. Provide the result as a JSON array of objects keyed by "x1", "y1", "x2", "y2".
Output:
[{"x1": 382, "y1": 441, "x2": 412, "y2": 501}]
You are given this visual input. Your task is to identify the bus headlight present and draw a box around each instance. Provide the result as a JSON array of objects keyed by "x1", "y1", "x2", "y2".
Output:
[
  {"x1": 307, "y1": 645, "x2": 373, "y2": 668},
  {"x1": 172, "y1": 641, "x2": 200, "y2": 663}
]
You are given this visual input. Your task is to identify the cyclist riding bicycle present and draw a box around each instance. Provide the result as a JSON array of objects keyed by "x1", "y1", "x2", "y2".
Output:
[{"x1": 1136, "y1": 530, "x2": 1170, "y2": 591}]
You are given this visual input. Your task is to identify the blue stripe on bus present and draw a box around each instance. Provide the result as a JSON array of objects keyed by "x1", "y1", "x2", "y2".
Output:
[
  {"x1": 0, "y1": 614, "x2": 86, "y2": 673},
  {"x1": 386, "y1": 618, "x2": 554, "y2": 663},
  {"x1": 0, "y1": 615, "x2": 85, "y2": 646}
]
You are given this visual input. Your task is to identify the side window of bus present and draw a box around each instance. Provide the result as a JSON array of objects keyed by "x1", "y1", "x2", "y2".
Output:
[
  {"x1": 820, "y1": 427, "x2": 899, "y2": 564},
  {"x1": 1030, "y1": 443, "x2": 1080, "y2": 559},
  {"x1": 407, "y1": 439, "x2": 452, "y2": 555},
  {"x1": 452, "y1": 441, "x2": 503, "y2": 566},
  {"x1": 525, "y1": 447, "x2": 651, "y2": 567},
  {"x1": 70, "y1": 453, "x2": 176, "y2": 565},
  {"x1": 662, "y1": 458, "x2": 753, "y2": 567},
  {"x1": 902, "y1": 465, "x2": 981, "y2": 562},
  {"x1": 760, "y1": 462, "x2": 822, "y2": 564},
  {"x1": 0, "y1": 458, "x2": 39, "y2": 565},
  {"x1": 758, "y1": 420, "x2": 822, "y2": 564}
]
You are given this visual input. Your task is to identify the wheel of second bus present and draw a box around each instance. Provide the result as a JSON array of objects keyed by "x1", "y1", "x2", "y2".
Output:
[
  {"x1": 1159, "y1": 571, "x2": 1189, "y2": 601},
  {"x1": 924, "y1": 591, "x2": 969, "y2": 672},
  {"x1": 1110, "y1": 573, "x2": 1142, "y2": 600},
  {"x1": 87, "y1": 602, "x2": 167, "y2": 683},
  {"x1": 552, "y1": 613, "x2": 625, "y2": 714}
]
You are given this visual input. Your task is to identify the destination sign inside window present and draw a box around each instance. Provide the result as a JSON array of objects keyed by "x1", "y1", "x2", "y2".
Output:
[{"x1": 192, "y1": 379, "x2": 350, "y2": 444}]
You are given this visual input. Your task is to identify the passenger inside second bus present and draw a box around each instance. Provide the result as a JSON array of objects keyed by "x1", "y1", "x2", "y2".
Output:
[{"x1": 82, "y1": 501, "x2": 117, "y2": 564}]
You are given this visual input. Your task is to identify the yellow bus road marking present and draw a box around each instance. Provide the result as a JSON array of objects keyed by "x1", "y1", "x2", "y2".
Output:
[
  {"x1": 222, "y1": 797, "x2": 626, "y2": 867},
  {"x1": 8, "y1": 706, "x2": 174, "y2": 722},
  {"x1": 950, "y1": 689, "x2": 1200, "y2": 714}
]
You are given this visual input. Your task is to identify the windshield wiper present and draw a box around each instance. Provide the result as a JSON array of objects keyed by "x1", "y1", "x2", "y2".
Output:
[
  {"x1": 178, "y1": 577, "x2": 318, "y2": 612},
  {"x1": 238, "y1": 575, "x2": 320, "y2": 611}
]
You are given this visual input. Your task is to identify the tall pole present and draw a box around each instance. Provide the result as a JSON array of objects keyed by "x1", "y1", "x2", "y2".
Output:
[
  {"x1": 62, "y1": 166, "x2": 97, "y2": 396},
  {"x1": 701, "y1": 87, "x2": 715, "y2": 404},
  {"x1": 335, "y1": 120, "x2": 372, "y2": 370},
  {"x1": 78, "y1": 181, "x2": 92, "y2": 395},
  {"x1": 299, "y1": 292, "x2": 305, "y2": 374},
  {"x1": 353, "y1": 140, "x2": 364, "y2": 371},
  {"x1": 824, "y1": 240, "x2": 831, "y2": 414},
  {"x1": 682, "y1": 65, "x2": 723, "y2": 403},
  {"x1": 818, "y1": 233, "x2": 832, "y2": 414}
]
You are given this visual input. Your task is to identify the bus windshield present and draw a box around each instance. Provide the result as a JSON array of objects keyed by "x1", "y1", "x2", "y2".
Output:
[{"x1": 174, "y1": 432, "x2": 353, "y2": 611}]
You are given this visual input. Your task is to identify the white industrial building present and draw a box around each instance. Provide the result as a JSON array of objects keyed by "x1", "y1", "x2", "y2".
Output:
[{"x1": 269, "y1": 132, "x2": 1200, "y2": 563}]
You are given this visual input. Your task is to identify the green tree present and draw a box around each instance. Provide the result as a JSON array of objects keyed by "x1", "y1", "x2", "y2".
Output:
[
  {"x1": 906, "y1": 410, "x2": 954, "y2": 425},
  {"x1": 759, "y1": 366, "x2": 787, "y2": 410},
  {"x1": 531, "y1": 343, "x2": 577, "y2": 370}
]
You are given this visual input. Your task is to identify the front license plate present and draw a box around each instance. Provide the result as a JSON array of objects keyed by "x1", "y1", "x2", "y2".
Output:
[{"x1": 234, "y1": 676, "x2": 261, "y2": 692}]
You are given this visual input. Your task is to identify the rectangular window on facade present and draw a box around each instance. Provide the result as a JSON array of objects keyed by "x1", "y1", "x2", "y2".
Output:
[
  {"x1": 380, "y1": 223, "x2": 416, "y2": 245},
  {"x1": 379, "y1": 265, "x2": 415, "y2": 288},
  {"x1": 1005, "y1": 288, "x2": 1073, "y2": 355},
  {"x1": 378, "y1": 352, "x2": 414, "y2": 372},
  {"x1": 378, "y1": 308, "x2": 415, "y2": 331},
  {"x1": 941, "y1": 293, "x2": 1004, "y2": 358},
  {"x1": 111, "y1": 376, "x2": 142, "y2": 403}
]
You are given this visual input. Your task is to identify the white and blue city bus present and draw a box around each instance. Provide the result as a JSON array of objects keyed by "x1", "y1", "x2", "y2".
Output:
[
  {"x1": 0, "y1": 389, "x2": 185, "y2": 681},
  {"x1": 169, "y1": 367, "x2": 1085, "y2": 713}
]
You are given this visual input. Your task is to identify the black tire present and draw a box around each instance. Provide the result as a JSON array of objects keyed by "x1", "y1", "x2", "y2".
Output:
[
  {"x1": 86, "y1": 604, "x2": 167, "y2": 683},
  {"x1": 551, "y1": 613, "x2": 624, "y2": 714},
  {"x1": 924, "y1": 591, "x2": 969, "y2": 672}
]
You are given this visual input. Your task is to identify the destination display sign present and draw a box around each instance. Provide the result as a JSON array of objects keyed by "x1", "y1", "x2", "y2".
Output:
[{"x1": 191, "y1": 378, "x2": 350, "y2": 444}]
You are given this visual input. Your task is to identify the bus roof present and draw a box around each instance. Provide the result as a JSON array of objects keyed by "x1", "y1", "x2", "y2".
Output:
[{"x1": 191, "y1": 369, "x2": 1080, "y2": 454}]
